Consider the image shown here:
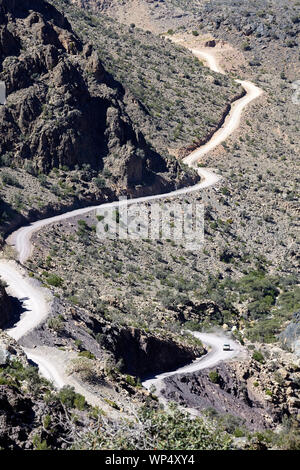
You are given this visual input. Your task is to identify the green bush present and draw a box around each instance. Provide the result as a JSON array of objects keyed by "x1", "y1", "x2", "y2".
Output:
[
  {"x1": 74, "y1": 394, "x2": 86, "y2": 411},
  {"x1": 94, "y1": 177, "x2": 106, "y2": 189},
  {"x1": 252, "y1": 350, "x2": 265, "y2": 364},
  {"x1": 246, "y1": 318, "x2": 280, "y2": 343},
  {"x1": 209, "y1": 370, "x2": 220, "y2": 383},
  {"x1": 32, "y1": 434, "x2": 50, "y2": 450},
  {"x1": 45, "y1": 273, "x2": 64, "y2": 287},
  {"x1": 43, "y1": 415, "x2": 51, "y2": 430},
  {"x1": 78, "y1": 350, "x2": 95, "y2": 360},
  {"x1": 242, "y1": 41, "x2": 251, "y2": 51},
  {"x1": 58, "y1": 385, "x2": 86, "y2": 410},
  {"x1": 74, "y1": 404, "x2": 232, "y2": 450},
  {"x1": 77, "y1": 220, "x2": 89, "y2": 231},
  {"x1": 125, "y1": 375, "x2": 137, "y2": 386},
  {"x1": 47, "y1": 317, "x2": 64, "y2": 332},
  {"x1": 1, "y1": 172, "x2": 21, "y2": 187}
]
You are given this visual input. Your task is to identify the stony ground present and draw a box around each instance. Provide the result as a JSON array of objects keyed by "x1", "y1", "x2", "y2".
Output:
[
  {"x1": 1, "y1": 0, "x2": 299, "y2": 450},
  {"x1": 21, "y1": 1, "x2": 300, "y2": 446},
  {"x1": 0, "y1": 0, "x2": 241, "y2": 244},
  {"x1": 162, "y1": 343, "x2": 300, "y2": 432}
]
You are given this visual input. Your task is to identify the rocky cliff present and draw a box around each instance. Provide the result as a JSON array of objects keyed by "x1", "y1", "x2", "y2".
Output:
[
  {"x1": 161, "y1": 354, "x2": 300, "y2": 431},
  {"x1": 100, "y1": 324, "x2": 204, "y2": 377}
]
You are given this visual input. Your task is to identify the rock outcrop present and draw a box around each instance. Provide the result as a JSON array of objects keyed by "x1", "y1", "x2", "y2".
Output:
[
  {"x1": 161, "y1": 355, "x2": 300, "y2": 430},
  {"x1": 0, "y1": 331, "x2": 27, "y2": 366},
  {"x1": 280, "y1": 311, "x2": 300, "y2": 357},
  {"x1": 101, "y1": 325, "x2": 204, "y2": 377}
]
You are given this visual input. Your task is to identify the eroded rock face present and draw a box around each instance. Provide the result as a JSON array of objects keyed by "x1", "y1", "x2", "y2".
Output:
[
  {"x1": 161, "y1": 357, "x2": 300, "y2": 430},
  {"x1": 0, "y1": 385, "x2": 35, "y2": 449},
  {"x1": 103, "y1": 325, "x2": 204, "y2": 377},
  {"x1": 0, "y1": 0, "x2": 190, "y2": 191},
  {"x1": 20, "y1": 300, "x2": 204, "y2": 380}
]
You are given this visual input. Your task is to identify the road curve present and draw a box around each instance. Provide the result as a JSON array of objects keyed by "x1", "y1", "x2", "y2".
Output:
[
  {"x1": 190, "y1": 48, "x2": 225, "y2": 74},
  {"x1": 142, "y1": 332, "x2": 243, "y2": 394},
  {"x1": 0, "y1": 260, "x2": 50, "y2": 341},
  {"x1": 24, "y1": 348, "x2": 66, "y2": 389},
  {"x1": 0, "y1": 46, "x2": 262, "y2": 395},
  {"x1": 7, "y1": 53, "x2": 262, "y2": 266},
  {"x1": 7, "y1": 167, "x2": 220, "y2": 265},
  {"x1": 184, "y1": 79, "x2": 263, "y2": 167}
]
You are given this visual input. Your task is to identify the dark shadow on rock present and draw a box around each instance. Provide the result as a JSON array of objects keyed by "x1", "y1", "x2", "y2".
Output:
[{"x1": 1, "y1": 295, "x2": 27, "y2": 330}]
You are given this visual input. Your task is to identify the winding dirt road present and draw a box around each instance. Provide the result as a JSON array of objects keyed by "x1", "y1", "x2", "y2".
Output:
[
  {"x1": 0, "y1": 45, "x2": 263, "y2": 401},
  {"x1": 7, "y1": 167, "x2": 220, "y2": 265},
  {"x1": 190, "y1": 48, "x2": 225, "y2": 74},
  {"x1": 0, "y1": 260, "x2": 50, "y2": 341}
]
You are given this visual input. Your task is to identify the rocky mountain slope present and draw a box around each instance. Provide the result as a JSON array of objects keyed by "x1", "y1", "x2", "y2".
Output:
[
  {"x1": 0, "y1": 0, "x2": 200, "y2": 243},
  {"x1": 162, "y1": 347, "x2": 300, "y2": 431},
  {"x1": 50, "y1": 0, "x2": 241, "y2": 157},
  {"x1": 0, "y1": 330, "x2": 231, "y2": 450},
  {"x1": 85, "y1": 0, "x2": 300, "y2": 48},
  {"x1": 0, "y1": 0, "x2": 299, "y2": 451},
  {"x1": 21, "y1": 0, "x2": 299, "y2": 446},
  {"x1": 0, "y1": 0, "x2": 166, "y2": 177},
  {"x1": 70, "y1": 0, "x2": 195, "y2": 33}
]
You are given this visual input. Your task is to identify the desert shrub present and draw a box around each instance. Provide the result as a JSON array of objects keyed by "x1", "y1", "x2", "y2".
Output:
[
  {"x1": 43, "y1": 415, "x2": 51, "y2": 430},
  {"x1": 221, "y1": 187, "x2": 230, "y2": 196},
  {"x1": 246, "y1": 318, "x2": 281, "y2": 343},
  {"x1": 125, "y1": 375, "x2": 137, "y2": 386},
  {"x1": 209, "y1": 370, "x2": 220, "y2": 383},
  {"x1": 58, "y1": 385, "x2": 86, "y2": 410},
  {"x1": 48, "y1": 317, "x2": 64, "y2": 332},
  {"x1": 94, "y1": 176, "x2": 106, "y2": 188},
  {"x1": 219, "y1": 413, "x2": 245, "y2": 434},
  {"x1": 24, "y1": 161, "x2": 37, "y2": 176},
  {"x1": 45, "y1": 273, "x2": 64, "y2": 287},
  {"x1": 77, "y1": 219, "x2": 89, "y2": 229},
  {"x1": 252, "y1": 350, "x2": 265, "y2": 364},
  {"x1": 0, "y1": 153, "x2": 13, "y2": 167},
  {"x1": 242, "y1": 41, "x2": 251, "y2": 51},
  {"x1": 32, "y1": 434, "x2": 50, "y2": 450},
  {"x1": 78, "y1": 350, "x2": 95, "y2": 360},
  {"x1": 74, "y1": 394, "x2": 86, "y2": 411},
  {"x1": 1, "y1": 359, "x2": 47, "y2": 395},
  {"x1": 1, "y1": 172, "x2": 21, "y2": 187},
  {"x1": 277, "y1": 287, "x2": 300, "y2": 313},
  {"x1": 183, "y1": 320, "x2": 202, "y2": 332},
  {"x1": 74, "y1": 404, "x2": 232, "y2": 450},
  {"x1": 104, "y1": 398, "x2": 120, "y2": 410}
]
